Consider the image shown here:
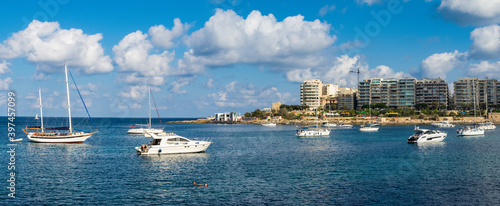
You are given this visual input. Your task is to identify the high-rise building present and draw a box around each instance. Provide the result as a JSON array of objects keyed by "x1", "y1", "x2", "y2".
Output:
[
  {"x1": 337, "y1": 88, "x2": 357, "y2": 110},
  {"x1": 415, "y1": 78, "x2": 450, "y2": 107},
  {"x1": 454, "y1": 77, "x2": 499, "y2": 108},
  {"x1": 300, "y1": 79, "x2": 323, "y2": 109}
]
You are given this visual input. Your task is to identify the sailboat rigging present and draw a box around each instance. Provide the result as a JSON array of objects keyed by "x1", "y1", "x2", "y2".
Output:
[
  {"x1": 22, "y1": 63, "x2": 95, "y2": 143},
  {"x1": 127, "y1": 86, "x2": 164, "y2": 135}
]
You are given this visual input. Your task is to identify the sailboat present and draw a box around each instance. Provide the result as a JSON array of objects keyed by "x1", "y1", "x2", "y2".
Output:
[
  {"x1": 127, "y1": 86, "x2": 164, "y2": 135},
  {"x1": 296, "y1": 109, "x2": 330, "y2": 137},
  {"x1": 360, "y1": 101, "x2": 379, "y2": 132},
  {"x1": 478, "y1": 92, "x2": 496, "y2": 130},
  {"x1": 262, "y1": 111, "x2": 277, "y2": 127},
  {"x1": 458, "y1": 80, "x2": 484, "y2": 136},
  {"x1": 22, "y1": 64, "x2": 95, "y2": 143},
  {"x1": 35, "y1": 114, "x2": 39, "y2": 119}
]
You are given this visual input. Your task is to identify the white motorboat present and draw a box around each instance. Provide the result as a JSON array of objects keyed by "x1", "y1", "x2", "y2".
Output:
[
  {"x1": 359, "y1": 124, "x2": 379, "y2": 132},
  {"x1": 408, "y1": 127, "x2": 447, "y2": 143},
  {"x1": 23, "y1": 64, "x2": 94, "y2": 143},
  {"x1": 296, "y1": 127, "x2": 331, "y2": 137},
  {"x1": 322, "y1": 122, "x2": 337, "y2": 127},
  {"x1": 431, "y1": 120, "x2": 455, "y2": 128},
  {"x1": 261, "y1": 122, "x2": 277, "y2": 127},
  {"x1": 478, "y1": 121, "x2": 496, "y2": 130},
  {"x1": 338, "y1": 123, "x2": 353, "y2": 128},
  {"x1": 136, "y1": 132, "x2": 212, "y2": 155},
  {"x1": 11, "y1": 138, "x2": 23, "y2": 142},
  {"x1": 457, "y1": 126, "x2": 484, "y2": 136},
  {"x1": 127, "y1": 86, "x2": 163, "y2": 135}
]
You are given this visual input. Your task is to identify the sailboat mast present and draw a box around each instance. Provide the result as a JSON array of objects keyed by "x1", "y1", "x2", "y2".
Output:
[
  {"x1": 39, "y1": 88, "x2": 44, "y2": 133},
  {"x1": 148, "y1": 85, "x2": 151, "y2": 129},
  {"x1": 473, "y1": 79, "x2": 476, "y2": 125},
  {"x1": 65, "y1": 63, "x2": 73, "y2": 134}
]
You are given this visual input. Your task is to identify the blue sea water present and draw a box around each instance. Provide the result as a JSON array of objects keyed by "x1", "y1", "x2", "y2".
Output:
[{"x1": 2, "y1": 117, "x2": 500, "y2": 205}]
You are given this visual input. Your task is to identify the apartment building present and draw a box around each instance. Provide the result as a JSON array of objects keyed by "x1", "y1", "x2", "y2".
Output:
[
  {"x1": 454, "y1": 77, "x2": 500, "y2": 108},
  {"x1": 300, "y1": 79, "x2": 323, "y2": 109},
  {"x1": 415, "y1": 78, "x2": 450, "y2": 107}
]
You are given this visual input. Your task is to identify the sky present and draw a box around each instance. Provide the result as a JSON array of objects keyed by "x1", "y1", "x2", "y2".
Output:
[{"x1": 1, "y1": 0, "x2": 500, "y2": 118}]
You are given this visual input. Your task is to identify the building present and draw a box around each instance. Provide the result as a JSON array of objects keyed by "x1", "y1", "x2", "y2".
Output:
[
  {"x1": 337, "y1": 88, "x2": 357, "y2": 110},
  {"x1": 415, "y1": 78, "x2": 450, "y2": 107},
  {"x1": 454, "y1": 77, "x2": 499, "y2": 108},
  {"x1": 358, "y1": 77, "x2": 449, "y2": 109},
  {"x1": 300, "y1": 79, "x2": 323, "y2": 109},
  {"x1": 214, "y1": 112, "x2": 240, "y2": 122},
  {"x1": 322, "y1": 84, "x2": 339, "y2": 96},
  {"x1": 272, "y1": 101, "x2": 282, "y2": 111}
]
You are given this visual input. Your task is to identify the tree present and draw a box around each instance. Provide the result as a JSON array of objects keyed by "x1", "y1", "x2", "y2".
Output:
[
  {"x1": 431, "y1": 101, "x2": 439, "y2": 110},
  {"x1": 244, "y1": 112, "x2": 251, "y2": 118},
  {"x1": 251, "y1": 109, "x2": 264, "y2": 119}
]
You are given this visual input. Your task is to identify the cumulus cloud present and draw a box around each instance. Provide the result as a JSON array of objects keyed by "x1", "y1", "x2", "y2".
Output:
[
  {"x1": 32, "y1": 72, "x2": 51, "y2": 80},
  {"x1": 467, "y1": 61, "x2": 500, "y2": 78},
  {"x1": 419, "y1": 50, "x2": 468, "y2": 80},
  {"x1": 0, "y1": 77, "x2": 13, "y2": 90},
  {"x1": 470, "y1": 24, "x2": 500, "y2": 59},
  {"x1": 198, "y1": 81, "x2": 294, "y2": 109},
  {"x1": 184, "y1": 9, "x2": 336, "y2": 69},
  {"x1": 0, "y1": 60, "x2": 11, "y2": 74},
  {"x1": 120, "y1": 73, "x2": 165, "y2": 86},
  {"x1": 0, "y1": 20, "x2": 113, "y2": 74},
  {"x1": 286, "y1": 55, "x2": 408, "y2": 88},
  {"x1": 149, "y1": 18, "x2": 190, "y2": 49},
  {"x1": 205, "y1": 78, "x2": 214, "y2": 88},
  {"x1": 120, "y1": 85, "x2": 160, "y2": 100},
  {"x1": 438, "y1": 0, "x2": 500, "y2": 25}
]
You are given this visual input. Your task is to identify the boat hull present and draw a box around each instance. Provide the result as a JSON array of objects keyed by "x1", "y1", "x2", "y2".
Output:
[
  {"x1": 408, "y1": 134, "x2": 446, "y2": 143},
  {"x1": 457, "y1": 129, "x2": 484, "y2": 136},
  {"x1": 360, "y1": 127, "x2": 379, "y2": 132},
  {"x1": 296, "y1": 129, "x2": 330, "y2": 137},
  {"x1": 27, "y1": 133, "x2": 92, "y2": 143},
  {"x1": 136, "y1": 142, "x2": 212, "y2": 155}
]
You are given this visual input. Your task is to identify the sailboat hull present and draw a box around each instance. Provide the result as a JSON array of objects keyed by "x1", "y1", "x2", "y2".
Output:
[
  {"x1": 127, "y1": 128, "x2": 164, "y2": 135},
  {"x1": 27, "y1": 132, "x2": 92, "y2": 143}
]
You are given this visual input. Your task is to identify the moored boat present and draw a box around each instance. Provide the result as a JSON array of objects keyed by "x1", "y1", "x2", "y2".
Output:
[
  {"x1": 136, "y1": 132, "x2": 212, "y2": 155},
  {"x1": 408, "y1": 126, "x2": 447, "y2": 143}
]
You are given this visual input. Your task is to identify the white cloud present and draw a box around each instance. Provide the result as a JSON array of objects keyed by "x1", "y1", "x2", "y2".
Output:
[
  {"x1": 286, "y1": 55, "x2": 410, "y2": 87},
  {"x1": 438, "y1": 0, "x2": 500, "y2": 25},
  {"x1": 0, "y1": 77, "x2": 13, "y2": 90},
  {"x1": 170, "y1": 77, "x2": 194, "y2": 94},
  {"x1": 32, "y1": 72, "x2": 51, "y2": 80},
  {"x1": 120, "y1": 73, "x2": 165, "y2": 86},
  {"x1": 120, "y1": 85, "x2": 160, "y2": 100},
  {"x1": 149, "y1": 18, "x2": 190, "y2": 49},
  {"x1": 0, "y1": 60, "x2": 11, "y2": 74},
  {"x1": 0, "y1": 93, "x2": 5, "y2": 106},
  {"x1": 185, "y1": 9, "x2": 336, "y2": 69},
  {"x1": 199, "y1": 81, "x2": 293, "y2": 109},
  {"x1": 205, "y1": 78, "x2": 214, "y2": 88},
  {"x1": 113, "y1": 31, "x2": 176, "y2": 77},
  {"x1": 0, "y1": 20, "x2": 113, "y2": 74},
  {"x1": 356, "y1": 0, "x2": 381, "y2": 6},
  {"x1": 419, "y1": 50, "x2": 468, "y2": 80},
  {"x1": 319, "y1": 4, "x2": 336, "y2": 16},
  {"x1": 470, "y1": 24, "x2": 500, "y2": 59},
  {"x1": 468, "y1": 61, "x2": 500, "y2": 78}
]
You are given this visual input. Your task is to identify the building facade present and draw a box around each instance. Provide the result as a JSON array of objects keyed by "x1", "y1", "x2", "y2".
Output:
[
  {"x1": 300, "y1": 79, "x2": 323, "y2": 109},
  {"x1": 415, "y1": 78, "x2": 450, "y2": 107},
  {"x1": 358, "y1": 77, "x2": 449, "y2": 109},
  {"x1": 454, "y1": 77, "x2": 500, "y2": 108}
]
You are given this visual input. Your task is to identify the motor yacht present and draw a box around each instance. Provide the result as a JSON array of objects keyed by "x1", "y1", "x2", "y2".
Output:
[
  {"x1": 478, "y1": 121, "x2": 496, "y2": 130},
  {"x1": 408, "y1": 127, "x2": 447, "y2": 143},
  {"x1": 296, "y1": 127, "x2": 331, "y2": 137},
  {"x1": 136, "y1": 132, "x2": 212, "y2": 155},
  {"x1": 322, "y1": 122, "x2": 337, "y2": 127},
  {"x1": 431, "y1": 120, "x2": 455, "y2": 128}
]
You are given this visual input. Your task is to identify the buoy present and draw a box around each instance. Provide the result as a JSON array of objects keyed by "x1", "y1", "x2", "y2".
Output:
[{"x1": 193, "y1": 181, "x2": 197, "y2": 185}]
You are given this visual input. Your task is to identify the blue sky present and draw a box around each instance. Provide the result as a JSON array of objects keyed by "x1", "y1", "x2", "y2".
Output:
[{"x1": 1, "y1": 0, "x2": 500, "y2": 117}]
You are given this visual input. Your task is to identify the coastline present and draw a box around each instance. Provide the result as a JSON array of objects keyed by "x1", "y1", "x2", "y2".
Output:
[{"x1": 169, "y1": 116, "x2": 497, "y2": 126}]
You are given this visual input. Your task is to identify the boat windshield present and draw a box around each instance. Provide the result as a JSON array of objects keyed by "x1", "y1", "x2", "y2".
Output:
[
  {"x1": 415, "y1": 131, "x2": 424, "y2": 135},
  {"x1": 152, "y1": 139, "x2": 161, "y2": 145}
]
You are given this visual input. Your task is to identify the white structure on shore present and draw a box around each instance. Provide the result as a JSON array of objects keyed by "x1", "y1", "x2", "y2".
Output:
[{"x1": 214, "y1": 112, "x2": 241, "y2": 122}]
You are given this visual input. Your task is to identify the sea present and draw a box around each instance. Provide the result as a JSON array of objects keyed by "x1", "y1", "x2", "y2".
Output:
[{"x1": 2, "y1": 117, "x2": 500, "y2": 205}]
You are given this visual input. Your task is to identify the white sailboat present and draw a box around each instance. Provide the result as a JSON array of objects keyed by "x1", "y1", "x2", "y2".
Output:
[
  {"x1": 127, "y1": 86, "x2": 164, "y2": 135},
  {"x1": 35, "y1": 114, "x2": 39, "y2": 119},
  {"x1": 360, "y1": 101, "x2": 379, "y2": 132},
  {"x1": 458, "y1": 80, "x2": 484, "y2": 136},
  {"x1": 23, "y1": 64, "x2": 94, "y2": 143},
  {"x1": 296, "y1": 109, "x2": 330, "y2": 137}
]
